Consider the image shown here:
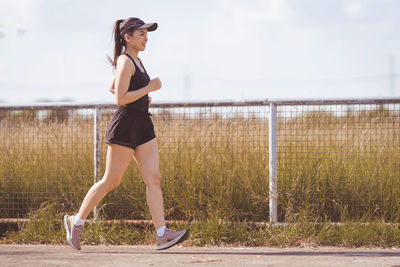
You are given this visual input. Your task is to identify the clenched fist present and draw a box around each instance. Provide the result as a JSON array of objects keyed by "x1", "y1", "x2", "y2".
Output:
[{"x1": 147, "y1": 78, "x2": 162, "y2": 92}]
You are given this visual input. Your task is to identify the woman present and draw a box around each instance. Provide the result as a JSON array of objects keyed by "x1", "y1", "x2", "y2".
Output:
[{"x1": 63, "y1": 17, "x2": 188, "y2": 251}]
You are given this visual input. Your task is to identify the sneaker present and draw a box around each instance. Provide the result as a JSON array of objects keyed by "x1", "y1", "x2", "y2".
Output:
[
  {"x1": 156, "y1": 228, "x2": 189, "y2": 250},
  {"x1": 63, "y1": 214, "x2": 83, "y2": 250}
]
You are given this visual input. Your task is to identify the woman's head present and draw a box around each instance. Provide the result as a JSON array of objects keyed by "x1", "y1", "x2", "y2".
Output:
[{"x1": 109, "y1": 17, "x2": 158, "y2": 67}]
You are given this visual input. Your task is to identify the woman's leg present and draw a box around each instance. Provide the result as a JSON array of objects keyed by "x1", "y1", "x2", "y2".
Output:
[
  {"x1": 134, "y1": 138, "x2": 189, "y2": 250},
  {"x1": 77, "y1": 144, "x2": 134, "y2": 219},
  {"x1": 133, "y1": 138, "x2": 165, "y2": 230}
]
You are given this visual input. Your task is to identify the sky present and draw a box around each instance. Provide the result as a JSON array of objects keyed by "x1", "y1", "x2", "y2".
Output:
[{"x1": 0, "y1": 0, "x2": 399, "y2": 104}]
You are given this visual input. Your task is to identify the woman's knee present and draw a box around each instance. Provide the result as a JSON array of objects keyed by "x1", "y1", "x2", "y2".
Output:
[
  {"x1": 143, "y1": 172, "x2": 162, "y2": 188},
  {"x1": 100, "y1": 174, "x2": 122, "y2": 191}
]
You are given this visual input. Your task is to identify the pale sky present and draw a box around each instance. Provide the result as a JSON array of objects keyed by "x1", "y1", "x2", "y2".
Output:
[{"x1": 0, "y1": 0, "x2": 399, "y2": 104}]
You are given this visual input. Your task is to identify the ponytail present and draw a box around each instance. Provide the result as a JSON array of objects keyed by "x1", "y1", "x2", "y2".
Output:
[
  {"x1": 107, "y1": 17, "x2": 143, "y2": 68},
  {"x1": 108, "y1": 19, "x2": 125, "y2": 68}
]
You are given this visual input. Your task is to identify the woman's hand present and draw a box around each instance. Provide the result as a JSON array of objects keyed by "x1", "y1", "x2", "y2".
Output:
[
  {"x1": 147, "y1": 78, "x2": 162, "y2": 92},
  {"x1": 148, "y1": 96, "x2": 152, "y2": 107}
]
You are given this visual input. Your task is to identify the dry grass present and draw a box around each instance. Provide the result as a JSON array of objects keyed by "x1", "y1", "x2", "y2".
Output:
[{"x1": 0, "y1": 106, "x2": 399, "y2": 224}]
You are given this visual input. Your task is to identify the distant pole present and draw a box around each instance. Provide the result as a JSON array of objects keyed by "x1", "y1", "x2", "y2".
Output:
[
  {"x1": 390, "y1": 55, "x2": 395, "y2": 96},
  {"x1": 184, "y1": 74, "x2": 191, "y2": 100}
]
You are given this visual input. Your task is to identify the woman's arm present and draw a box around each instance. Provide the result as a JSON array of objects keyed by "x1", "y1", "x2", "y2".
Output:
[
  {"x1": 109, "y1": 79, "x2": 152, "y2": 107},
  {"x1": 113, "y1": 55, "x2": 161, "y2": 106}
]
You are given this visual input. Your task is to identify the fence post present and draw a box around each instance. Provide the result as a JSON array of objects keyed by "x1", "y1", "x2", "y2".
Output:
[
  {"x1": 269, "y1": 103, "x2": 278, "y2": 223},
  {"x1": 93, "y1": 108, "x2": 101, "y2": 221}
]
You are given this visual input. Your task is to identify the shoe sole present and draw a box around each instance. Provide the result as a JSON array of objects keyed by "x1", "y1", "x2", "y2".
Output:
[
  {"x1": 155, "y1": 229, "x2": 189, "y2": 250},
  {"x1": 63, "y1": 215, "x2": 80, "y2": 250}
]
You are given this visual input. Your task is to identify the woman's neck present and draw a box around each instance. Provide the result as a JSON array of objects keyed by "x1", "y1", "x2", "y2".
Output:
[{"x1": 125, "y1": 46, "x2": 139, "y2": 60}]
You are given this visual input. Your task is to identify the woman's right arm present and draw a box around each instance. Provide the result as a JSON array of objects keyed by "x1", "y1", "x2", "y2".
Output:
[{"x1": 114, "y1": 55, "x2": 161, "y2": 106}]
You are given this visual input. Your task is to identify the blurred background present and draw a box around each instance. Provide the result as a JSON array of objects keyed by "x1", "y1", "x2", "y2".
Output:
[{"x1": 0, "y1": 0, "x2": 399, "y2": 104}]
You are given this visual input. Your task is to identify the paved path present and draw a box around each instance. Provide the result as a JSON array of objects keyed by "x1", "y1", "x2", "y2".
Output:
[{"x1": 1, "y1": 245, "x2": 400, "y2": 266}]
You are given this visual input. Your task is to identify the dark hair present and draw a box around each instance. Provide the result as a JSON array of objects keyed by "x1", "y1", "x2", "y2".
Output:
[{"x1": 107, "y1": 17, "x2": 142, "y2": 68}]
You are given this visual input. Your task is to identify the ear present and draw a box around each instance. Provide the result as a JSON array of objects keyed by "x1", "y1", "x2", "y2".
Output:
[{"x1": 124, "y1": 33, "x2": 131, "y2": 42}]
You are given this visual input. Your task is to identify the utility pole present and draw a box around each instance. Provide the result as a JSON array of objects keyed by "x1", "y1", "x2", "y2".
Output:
[
  {"x1": 390, "y1": 55, "x2": 395, "y2": 96},
  {"x1": 184, "y1": 74, "x2": 191, "y2": 101},
  {"x1": 183, "y1": 62, "x2": 192, "y2": 101}
]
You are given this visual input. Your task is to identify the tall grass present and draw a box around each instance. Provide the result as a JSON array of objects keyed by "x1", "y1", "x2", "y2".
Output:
[
  {"x1": 277, "y1": 109, "x2": 400, "y2": 221},
  {"x1": 0, "y1": 106, "x2": 399, "y2": 223}
]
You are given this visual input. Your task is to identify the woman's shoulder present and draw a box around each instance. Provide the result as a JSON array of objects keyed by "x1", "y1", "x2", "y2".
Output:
[
  {"x1": 117, "y1": 54, "x2": 133, "y2": 64},
  {"x1": 116, "y1": 54, "x2": 135, "y2": 71}
]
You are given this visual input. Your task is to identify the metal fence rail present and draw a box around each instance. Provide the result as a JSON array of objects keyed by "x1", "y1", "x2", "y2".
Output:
[{"x1": 0, "y1": 98, "x2": 399, "y2": 223}]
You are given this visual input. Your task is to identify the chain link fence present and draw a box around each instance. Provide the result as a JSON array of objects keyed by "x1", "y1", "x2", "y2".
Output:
[
  {"x1": 274, "y1": 100, "x2": 400, "y2": 222},
  {"x1": 0, "y1": 101, "x2": 269, "y2": 222},
  {"x1": 0, "y1": 99, "x2": 399, "y2": 223}
]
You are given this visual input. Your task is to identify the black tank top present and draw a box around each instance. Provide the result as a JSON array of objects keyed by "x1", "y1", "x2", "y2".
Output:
[{"x1": 118, "y1": 53, "x2": 150, "y2": 113}]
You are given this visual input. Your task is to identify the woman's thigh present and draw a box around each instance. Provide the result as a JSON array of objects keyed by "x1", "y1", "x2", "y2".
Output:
[
  {"x1": 133, "y1": 138, "x2": 160, "y2": 179},
  {"x1": 103, "y1": 144, "x2": 134, "y2": 183}
]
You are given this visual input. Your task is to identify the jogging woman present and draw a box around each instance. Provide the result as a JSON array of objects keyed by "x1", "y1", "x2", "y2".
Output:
[{"x1": 63, "y1": 17, "x2": 188, "y2": 251}]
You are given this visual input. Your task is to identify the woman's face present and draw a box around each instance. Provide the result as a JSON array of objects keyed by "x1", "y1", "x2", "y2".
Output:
[{"x1": 125, "y1": 29, "x2": 148, "y2": 51}]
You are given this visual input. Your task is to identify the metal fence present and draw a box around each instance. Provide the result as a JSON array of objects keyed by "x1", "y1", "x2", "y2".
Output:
[{"x1": 0, "y1": 98, "x2": 399, "y2": 223}]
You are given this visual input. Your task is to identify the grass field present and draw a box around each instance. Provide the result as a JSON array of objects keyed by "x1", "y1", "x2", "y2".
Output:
[
  {"x1": 0, "y1": 105, "x2": 399, "y2": 227},
  {"x1": 3, "y1": 202, "x2": 400, "y2": 247}
]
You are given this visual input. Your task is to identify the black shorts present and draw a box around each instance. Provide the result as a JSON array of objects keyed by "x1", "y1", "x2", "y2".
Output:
[{"x1": 105, "y1": 108, "x2": 156, "y2": 150}]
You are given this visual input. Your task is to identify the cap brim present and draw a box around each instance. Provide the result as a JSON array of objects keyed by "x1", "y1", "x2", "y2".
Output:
[{"x1": 136, "y1": 23, "x2": 158, "y2": 31}]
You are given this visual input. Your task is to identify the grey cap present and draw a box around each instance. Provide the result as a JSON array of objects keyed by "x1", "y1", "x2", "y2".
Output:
[{"x1": 120, "y1": 18, "x2": 158, "y2": 37}]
